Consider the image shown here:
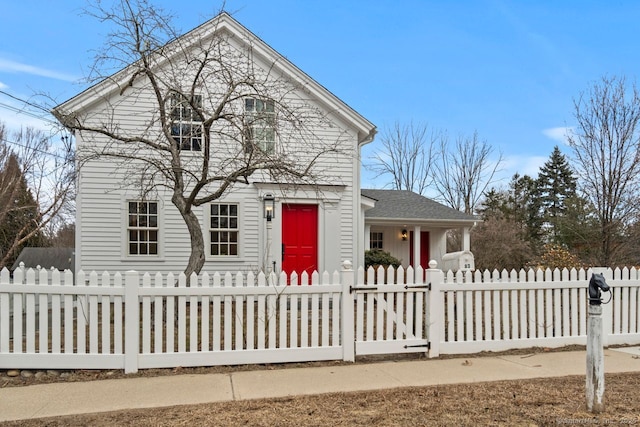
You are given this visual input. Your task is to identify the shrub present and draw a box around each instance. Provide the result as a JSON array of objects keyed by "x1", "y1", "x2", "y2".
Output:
[
  {"x1": 364, "y1": 249, "x2": 401, "y2": 269},
  {"x1": 532, "y1": 243, "x2": 583, "y2": 270}
]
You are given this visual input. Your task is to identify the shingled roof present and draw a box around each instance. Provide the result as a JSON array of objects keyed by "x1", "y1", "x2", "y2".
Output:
[
  {"x1": 361, "y1": 189, "x2": 478, "y2": 222},
  {"x1": 11, "y1": 247, "x2": 75, "y2": 272}
]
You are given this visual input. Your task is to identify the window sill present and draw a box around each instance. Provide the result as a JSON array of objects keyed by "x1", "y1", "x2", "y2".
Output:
[
  {"x1": 120, "y1": 256, "x2": 165, "y2": 262},
  {"x1": 206, "y1": 256, "x2": 244, "y2": 262}
]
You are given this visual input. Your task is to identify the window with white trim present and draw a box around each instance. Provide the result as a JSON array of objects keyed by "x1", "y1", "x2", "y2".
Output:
[
  {"x1": 127, "y1": 201, "x2": 158, "y2": 255},
  {"x1": 170, "y1": 93, "x2": 203, "y2": 151},
  {"x1": 210, "y1": 203, "x2": 239, "y2": 256},
  {"x1": 244, "y1": 98, "x2": 275, "y2": 154},
  {"x1": 370, "y1": 232, "x2": 383, "y2": 250}
]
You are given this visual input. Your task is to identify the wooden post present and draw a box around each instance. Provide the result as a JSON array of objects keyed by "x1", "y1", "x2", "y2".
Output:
[
  {"x1": 341, "y1": 260, "x2": 355, "y2": 362},
  {"x1": 426, "y1": 260, "x2": 444, "y2": 358},
  {"x1": 586, "y1": 268, "x2": 608, "y2": 413},
  {"x1": 124, "y1": 270, "x2": 139, "y2": 374},
  {"x1": 586, "y1": 304, "x2": 604, "y2": 412}
]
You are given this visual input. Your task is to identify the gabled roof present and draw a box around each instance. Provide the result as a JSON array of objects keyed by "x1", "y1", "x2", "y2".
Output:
[
  {"x1": 361, "y1": 189, "x2": 478, "y2": 224},
  {"x1": 54, "y1": 12, "x2": 376, "y2": 145},
  {"x1": 11, "y1": 247, "x2": 75, "y2": 272}
]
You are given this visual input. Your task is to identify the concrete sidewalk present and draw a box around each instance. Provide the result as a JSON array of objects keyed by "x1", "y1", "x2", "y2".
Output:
[{"x1": 1, "y1": 347, "x2": 640, "y2": 422}]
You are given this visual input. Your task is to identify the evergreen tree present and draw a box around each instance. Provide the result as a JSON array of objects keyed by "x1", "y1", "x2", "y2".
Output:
[
  {"x1": 507, "y1": 173, "x2": 545, "y2": 247},
  {"x1": 0, "y1": 152, "x2": 44, "y2": 268},
  {"x1": 536, "y1": 146, "x2": 577, "y2": 243},
  {"x1": 476, "y1": 188, "x2": 508, "y2": 220},
  {"x1": 555, "y1": 195, "x2": 601, "y2": 265}
]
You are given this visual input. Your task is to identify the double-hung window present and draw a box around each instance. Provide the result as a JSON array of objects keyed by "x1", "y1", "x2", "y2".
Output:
[
  {"x1": 210, "y1": 203, "x2": 239, "y2": 256},
  {"x1": 128, "y1": 201, "x2": 158, "y2": 255},
  {"x1": 370, "y1": 232, "x2": 384, "y2": 250},
  {"x1": 170, "y1": 93, "x2": 203, "y2": 151},
  {"x1": 244, "y1": 98, "x2": 275, "y2": 154}
]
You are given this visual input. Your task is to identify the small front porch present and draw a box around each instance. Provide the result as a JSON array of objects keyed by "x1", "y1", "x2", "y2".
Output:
[
  {"x1": 364, "y1": 223, "x2": 473, "y2": 269},
  {"x1": 360, "y1": 189, "x2": 478, "y2": 270}
]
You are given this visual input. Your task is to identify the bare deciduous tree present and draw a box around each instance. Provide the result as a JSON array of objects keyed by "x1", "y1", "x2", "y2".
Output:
[
  {"x1": 568, "y1": 75, "x2": 640, "y2": 266},
  {"x1": 470, "y1": 215, "x2": 534, "y2": 271},
  {"x1": 433, "y1": 131, "x2": 502, "y2": 214},
  {"x1": 0, "y1": 124, "x2": 75, "y2": 268},
  {"x1": 368, "y1": 121, "x2": 438, "y2": 194},
  {"x1": 53, "y1": 1, "x2": 356, "y2": 276}
]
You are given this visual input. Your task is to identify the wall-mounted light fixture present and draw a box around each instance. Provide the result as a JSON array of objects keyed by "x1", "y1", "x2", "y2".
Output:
[
  {"x1": 401, "y1": 229, "x2": 408, "y2": 241},
  {"x1": 263, "y1": 193, "x2": 275, "y2": 221}
]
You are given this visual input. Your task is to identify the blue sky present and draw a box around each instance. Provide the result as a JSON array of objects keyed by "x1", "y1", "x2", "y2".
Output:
[{"x1": 2, "y1": 0, "x2": 640, "y2": 188}]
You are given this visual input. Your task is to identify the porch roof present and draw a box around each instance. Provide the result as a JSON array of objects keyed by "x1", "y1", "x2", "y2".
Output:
[{"x1": 361, "y1": 189, "x2": 478, "y2": 223}]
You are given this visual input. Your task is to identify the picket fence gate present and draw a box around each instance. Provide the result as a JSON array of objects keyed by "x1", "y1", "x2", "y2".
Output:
[{"x1": 2, "y1": 261, "x2": 640, "y2": 373}]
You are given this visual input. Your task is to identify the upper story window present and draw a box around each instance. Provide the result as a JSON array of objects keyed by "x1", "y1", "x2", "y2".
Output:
[
  {"x1": 210, "y1": 203, "x2": 239, "y2": 256},
  {"x1": 244, "y1": 98, "x2": 275, "y2": 154},
  {"x1": 170, "y1": 93, "x2": 203, "y2": 151},
  {"x1": 370, "y1": 232, "x2": 383, "y2": 250},
  {"x1": 128, "y1": 201, "x2": 158, "y2": 255}
]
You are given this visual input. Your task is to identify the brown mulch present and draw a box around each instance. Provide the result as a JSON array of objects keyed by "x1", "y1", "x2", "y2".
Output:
[
  {"x1": 2, "y1": 372, "x2": 640, "y2": 426},
  {"x1": 2, "y1": 345, "x2": 639, "y2": 426}
]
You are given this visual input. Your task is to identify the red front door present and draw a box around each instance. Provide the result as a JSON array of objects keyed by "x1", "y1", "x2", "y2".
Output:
[
  {"x1": 282, "y1": 204, "x2": 318, "y2": 278},
  {"x1": 409, "y1": 231, "x2": 430, "y2": 269}
]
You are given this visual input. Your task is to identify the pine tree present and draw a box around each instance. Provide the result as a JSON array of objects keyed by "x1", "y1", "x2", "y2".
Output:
[
  {"x1": 0, "y1": 152, "x2": 44, "y2": 268},
  {"x1": 476, "y1": 188, "x2": 508, "y2": 220},
  {"x1": 507, "y1": 173, "x2": 545, "y2": 247},
  {"x1": 536, "y1": 146, "x2": 578, "y2": 243}
]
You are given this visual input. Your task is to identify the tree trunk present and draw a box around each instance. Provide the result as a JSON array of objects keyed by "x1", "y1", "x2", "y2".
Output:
[
  {"x1": 172, "y1": 193, "x2": 206, "y2": 277},
  {"x1": 181, "y1": 208, "x2": 206, "y2": 277}
]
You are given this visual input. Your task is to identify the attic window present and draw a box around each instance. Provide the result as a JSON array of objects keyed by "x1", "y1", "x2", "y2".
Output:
[
  {"x1": 169, "y1": 93, "x2": 203, "y2": 151},
  {"x1": 244, "y1": 98, "x2": 275, "y2": 154}
]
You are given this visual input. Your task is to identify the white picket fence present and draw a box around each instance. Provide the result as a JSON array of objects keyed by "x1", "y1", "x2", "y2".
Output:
[
  {"x1": 428, "y1": 266, "x2": 640, "y2": 356},
  {"x1": 1, "y1": 262, "x2": 640, "y2": 373}
]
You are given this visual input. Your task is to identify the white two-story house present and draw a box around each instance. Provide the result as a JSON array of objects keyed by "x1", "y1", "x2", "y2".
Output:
[
  {"x1": 54, "y1": 12, "x2": 377, "y2": 277},
  {"x1": 54, "y1": 12, "x2": 476, "y2": 277}
]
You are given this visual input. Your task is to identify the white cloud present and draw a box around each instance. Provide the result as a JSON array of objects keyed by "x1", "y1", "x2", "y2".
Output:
[
  {"x1": 542, "y1": 126, "x2": 573, "y2": 145},
  {"x1": 0, "y1": 58, "x2": 78, "y2": 82},
  {"x1": 0, "y1": 81, "x2": 7, "y2": 90},
  {"x1": 497, "y1": 154, "x2": 547, "y2": 182},
  {"x1": 0, "y1": 111, "x2": 54, "y2": 133}
]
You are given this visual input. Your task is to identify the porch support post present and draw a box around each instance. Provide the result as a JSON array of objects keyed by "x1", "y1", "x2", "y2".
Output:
[
  {"x1": 364, "y1": 224, "x2": 371, "y2": 251},
  {"x1": 462, "y1": 227, "x2": 471, "y2": 251},
  {"x1": 413, "y1": 225, "x2": 421, "y2": 268}
]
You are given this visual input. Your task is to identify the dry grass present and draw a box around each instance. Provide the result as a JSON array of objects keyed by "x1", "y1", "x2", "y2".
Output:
[{"x1": 2, "y1": 372, "x2": 640, "y2": 426}]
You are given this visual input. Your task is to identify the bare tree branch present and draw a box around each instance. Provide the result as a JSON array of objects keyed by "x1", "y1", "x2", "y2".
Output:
[
  {"x1": 53, "y1": 1, "x2": 351, "y2": 276},
  {"x1": 0, "y1": 125, "x2": 75, "y2": 268},
  {"x1": 432, "y1": 131, "x2": 503, "y2": 215},
  {"x1": 568, "y1": 75, "x2": 640, "y2": 266},
  {"x1": 368, "y1": 121, "x2": 438, "y2": 194}
]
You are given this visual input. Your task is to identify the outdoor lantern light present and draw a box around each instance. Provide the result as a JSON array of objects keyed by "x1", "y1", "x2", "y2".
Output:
[
  {"x1": 263, "y1": 193, "x2": 275, "y2": 221},
  {"x1": 401, "y1": 229, "x2": 408, "y2": 241}
]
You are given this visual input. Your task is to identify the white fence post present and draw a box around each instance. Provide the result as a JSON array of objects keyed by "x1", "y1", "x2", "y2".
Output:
[
  {"x1": 426, "y1": 260, "x2": 444, "y2": 358},
  {"x1": 124, "y1": 271, "x2": 140, "y2": 374},
  {"x1": 341, "y1": 260, "x2": 355, "y2": 362}
]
